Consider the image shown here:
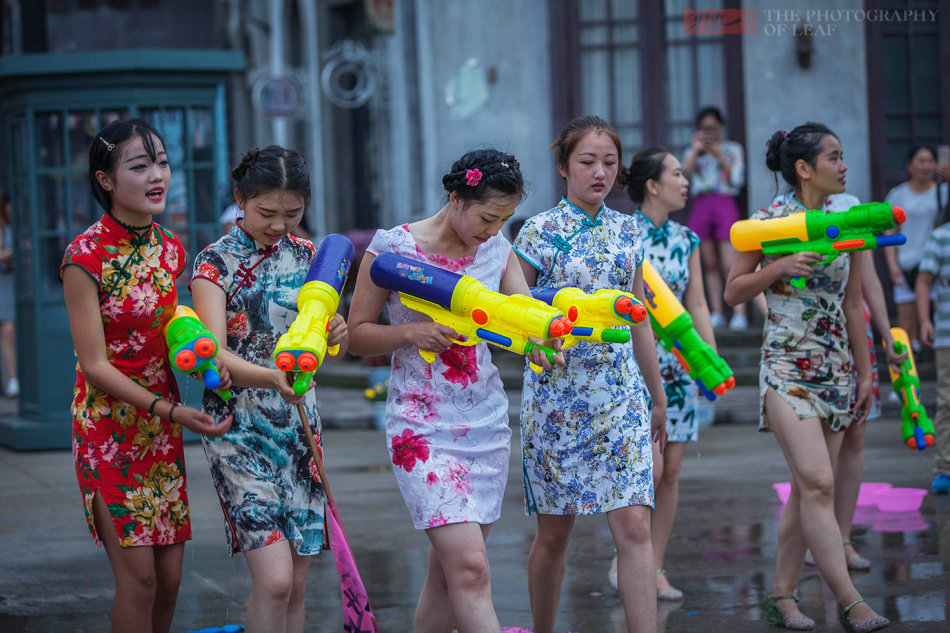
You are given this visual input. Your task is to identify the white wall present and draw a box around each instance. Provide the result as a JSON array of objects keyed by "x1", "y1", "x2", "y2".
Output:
[
  {"x1": 411, "y1": 0, "x2": 555, "y2": 224},
  {"x1": 742, "y1": 1, "x2": 871, "y2": 210}
]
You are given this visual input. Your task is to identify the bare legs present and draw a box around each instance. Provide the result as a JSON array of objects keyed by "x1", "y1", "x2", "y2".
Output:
[
  {"x1": 1, "y1": 321, "x2": 16, "y2": 394},
  {"x1": 702, "y1": 240, "x2": 760, "y2": 323},
  {"x1": 244, "y1": 540, "x2": 311, "y2": 633},
  {"x1": 92, "y1": 492, "x2": 184, "y2": 633},
  {"x1": 765, "y1": 389, "x2": 883, "y2": 625},
  {"x1": 529, "y1": 508, "x2": 655, "y2": 633},
  {"x1": 652, "y1": 441, "x2": 685, "y2": 595},
  {"x1": 414, "y1": 522, "x2": 500, "y2": 633},
  {"x1": 835, "y1": 421, "x2": 869, "y2": 567},
  {"x1": 896, "y1": 301, "x2": 919, "y2": 346}
]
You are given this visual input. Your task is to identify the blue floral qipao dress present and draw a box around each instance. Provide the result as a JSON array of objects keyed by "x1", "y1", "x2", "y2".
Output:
[
  {"x1": 634, "y1": 210, "x2": 701, "y2": 442},
  {"x1": 757, "y1": 198, "x2": 854, "y2": 432},
  {"x1": 514, "y1": 199, "x2": 653, "y2": 515},
  {"x1": 368, "y1": 226, "x2": 512, "y2": 530},
  {"x1": 192, "y1": 223, "x2": 326, "y2": 555}
]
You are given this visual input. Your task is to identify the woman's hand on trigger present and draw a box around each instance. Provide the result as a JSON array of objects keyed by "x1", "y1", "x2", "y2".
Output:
[
  {"x1": 271, "y1": 369, "x2": 306, "y2": 404},
  {"x1": 177, "y1": 405, "x2": 232, "y2": 437},
  {"x1": 406, "y1": 321, "x2": 458, "y2": 354},
  {"x1": 526, "y1": 337, "x2": 565, "y2": 370},
  {"x1": 772, "y1": 252, "x2": 824, "y2": 279},
  {"x1": 215, "y1": 361, "x2": 233, "y2": 392}
]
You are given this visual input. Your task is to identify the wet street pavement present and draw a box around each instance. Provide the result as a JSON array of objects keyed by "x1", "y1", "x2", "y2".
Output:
[{"x1": 2, "y1": 393, "x2": 949, "y2": 632}]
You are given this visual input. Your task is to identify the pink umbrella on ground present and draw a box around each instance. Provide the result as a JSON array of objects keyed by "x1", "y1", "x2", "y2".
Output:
[{"x1": 297, "y1": 403, "x2": 380, "y2": 633}]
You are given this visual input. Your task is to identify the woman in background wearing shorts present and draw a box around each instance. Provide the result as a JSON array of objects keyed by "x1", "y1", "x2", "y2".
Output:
[{"x1": 683, "y1": 106, "x2": 751, "y2": 330}]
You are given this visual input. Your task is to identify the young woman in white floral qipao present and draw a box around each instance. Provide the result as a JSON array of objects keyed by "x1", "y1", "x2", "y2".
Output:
[
  {"x1": 191, "y1": 146, "x2": 348, "y2": 633},
  {"x1": 348, "y1": 148, "x2": 562, "y2": 633},
  {"x1": 513, "y1": 116, "x2": 667, "y2": 633}
]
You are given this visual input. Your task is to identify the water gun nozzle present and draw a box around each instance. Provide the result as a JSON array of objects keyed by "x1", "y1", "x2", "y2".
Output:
[
  {"x1": 297, "y1": 353, "x2": 318, "y2": 372},
  {"x1": 175, "y1": 349, "x2": 197, "y2": 371},
  {"x1": 275, "y1": 352, "x2": 297, "y2": 372},
  {"x1": 892, "y1": 205, "x2": 906, "y2": 225},
  {"x1": 194, "y1": 337, "x2": 217, "y2": 359},
  {"x1": 548, "y1": 317, "x2": 573, "y2": 338}
]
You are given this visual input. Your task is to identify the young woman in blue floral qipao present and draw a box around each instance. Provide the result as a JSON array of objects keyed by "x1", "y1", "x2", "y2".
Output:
[
  {"x1": 725, "y1": 123, "x2": 888, "y2": 633},
  {"x1": 513, "y1": 116, "x2": 667, "y2": 633},
  {"x1": 191, "y1": 146, "x2": 348, "y2": 633},
  {"x1": 625, "y1": 147, "x2": 717, "y2": 602}
]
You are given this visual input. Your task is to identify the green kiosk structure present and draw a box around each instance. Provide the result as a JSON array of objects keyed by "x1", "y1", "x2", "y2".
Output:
[{"x1": 0, "y1": 49, "x2": 244, "y2": 450}]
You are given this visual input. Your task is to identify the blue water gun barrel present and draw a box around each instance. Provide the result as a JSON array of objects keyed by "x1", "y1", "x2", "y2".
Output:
[
  {"x1": 370, "y1": 252, "x2": 461, "y2": 308},
  {"x1": 308, "y1": 233, "x2": 355, "y2": 292}
]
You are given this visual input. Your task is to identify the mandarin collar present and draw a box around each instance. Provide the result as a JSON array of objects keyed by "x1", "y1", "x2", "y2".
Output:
[
  {"x1": 560, "y1": 197, "x2": 604, "y2": 228},
  {"x1": 235, "y1": 219, "x2": 281, "y2": 256}
]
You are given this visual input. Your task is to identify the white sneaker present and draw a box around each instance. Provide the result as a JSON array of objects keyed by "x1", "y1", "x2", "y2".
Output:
[
  {"x1": 729, "y1": 313, "x2": 749, "y2": 331},
  {"x1": 6, "y1": 378, "x2": 18, "y2": 397},
  {"x1": 710, "y1": 313, "x2": 727, "y2": 329}
]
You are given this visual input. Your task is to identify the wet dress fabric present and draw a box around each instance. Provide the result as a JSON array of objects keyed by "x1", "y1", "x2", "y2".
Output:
[
  {"x1": 61, "y1": 214, "x2": 190, "y2": 547},
  {"x1": 634, "y1": 210, "x2": 701, "y2": 442},
  {"x1": 514, "y1": 199, "x2": 653, "y2": 515},
  {"x1": 192, "y1": 223, "x2": 325, "y2": 555},
  {"x1": 756, "y1": 198, "x2": 854, "y2": 432},
  {"x1": 368, "y1": 225, "x2": 512, "y2": 530}
]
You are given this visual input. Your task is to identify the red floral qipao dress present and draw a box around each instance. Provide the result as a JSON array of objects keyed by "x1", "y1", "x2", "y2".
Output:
[
  {"x1": 60, "y1": 214, "x2": 189, "y2": 547},
  {"x1": 369, "y1": 226, "x2": 512, "y2": 530}
]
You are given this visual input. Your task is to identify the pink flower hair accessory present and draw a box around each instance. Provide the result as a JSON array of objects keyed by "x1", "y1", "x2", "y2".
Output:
[{"x1": 465, "y1": 168, "x2": 483, "y2": 187}]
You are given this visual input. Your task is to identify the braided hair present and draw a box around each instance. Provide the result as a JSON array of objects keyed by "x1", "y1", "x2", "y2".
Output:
[
  {"x1": 232, "y1": 146, "x2": 311, "y2": 208},
  {"x1": 441, "y1": 149, "x2": 525, "y2": 204}
]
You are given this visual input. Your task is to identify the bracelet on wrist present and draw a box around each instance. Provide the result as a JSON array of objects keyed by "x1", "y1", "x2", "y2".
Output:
[
  {"x1": 168, "y1": 402, "x2": 179, "y2": 423},
  {"x1": 148, "y1": 395, "x2": 164, "y2": 417}
]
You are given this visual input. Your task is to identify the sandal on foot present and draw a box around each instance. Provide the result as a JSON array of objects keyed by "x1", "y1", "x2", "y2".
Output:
[
  {"x1": 764, "y1": 593, "x2": 815, "y2": 630},
  {"x1": 656, "y1": 569, "x2": 684, "y2": 601},
  {"x1": 607, "y1": 554, "x2": 618, "y2": 590},
  {"x1": 843, "y1": 541, "x2": 871, "y2": 571},
  {"x1": 838, "y1": 598, "x2": 888, "y2": 633}
]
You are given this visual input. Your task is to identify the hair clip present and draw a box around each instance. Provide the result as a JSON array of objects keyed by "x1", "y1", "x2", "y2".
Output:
[
  {"x1": 99, "y1": 137, "x2": 115, "y2": 151},
  {"x1": 465, "y1": 168, "x2": 483, "y2": 187},
  {"x1": 501, "y1": 162, "x2": 508, "y2": 168},
  {"x1": 779, "y1": 130, "x2": 787, "y2": 139}
]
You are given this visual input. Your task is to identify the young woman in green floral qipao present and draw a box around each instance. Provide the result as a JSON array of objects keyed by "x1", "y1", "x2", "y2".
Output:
[
  {"x1": 61, "y1": 118, "x2": 232, "y2": 633},
  {"x1": 514, "y1": 116, "x2": 667, "y2": 633},
  {"x1": 623, "y1": 147, "x2": 717, "y2": 602},
  {"x1": 725, "y1": 123, "x2": 888, "y2": 633}
]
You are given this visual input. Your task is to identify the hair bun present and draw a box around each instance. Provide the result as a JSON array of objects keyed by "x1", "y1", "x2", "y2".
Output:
[{"x1": 764, "y1": 132, "x2": 786, "y2": 173}]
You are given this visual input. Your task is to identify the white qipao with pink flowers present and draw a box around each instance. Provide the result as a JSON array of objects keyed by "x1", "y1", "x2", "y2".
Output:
[{"x1": 368, "y1": 226, "x2": 512, "y2": 530}]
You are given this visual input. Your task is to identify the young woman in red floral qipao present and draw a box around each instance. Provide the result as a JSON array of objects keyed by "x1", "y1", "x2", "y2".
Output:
[{"x1": 61, "y1": 118, "x2": 232, "y2": 633}]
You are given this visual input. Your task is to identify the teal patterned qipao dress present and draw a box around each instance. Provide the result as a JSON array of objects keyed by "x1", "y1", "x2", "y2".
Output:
[
  {"x1": 192, "y1": 222, "x2": 326, "y2": 555},
  {"x1": 634, "y1": 210, "x2": 701, "y2": 442},
  {"x1": 514, "y1": 198, "x2": 653, "y2": 515},
  {"x1": 757, "y1": 198, "x2": 854, "y2": 432}
]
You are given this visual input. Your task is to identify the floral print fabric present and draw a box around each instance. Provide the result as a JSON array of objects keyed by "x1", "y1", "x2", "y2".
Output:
[
  {"x1": 514, "y1": 199, "x2": 653, "y2": 515},
  {"x1": 634, "y1": 210, "x2": 701, "y2": 442},
  {"x1": 756, "y1": 198, "x2": 854, "y2": 432},
  {"x1": 192, "y1": 224, "x2": 326, "y2": 555},
  {"x1": 368, "y1": 225, "x2": 512, "y2": 530},
  {"x1": 60, "y1": 214, "x2": 189, "y2": 547}
]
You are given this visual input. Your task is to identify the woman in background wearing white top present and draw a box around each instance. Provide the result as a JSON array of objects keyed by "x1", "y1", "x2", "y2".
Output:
[{"x1": 884, "y1": 145, "x2": 949, "y2": 350}]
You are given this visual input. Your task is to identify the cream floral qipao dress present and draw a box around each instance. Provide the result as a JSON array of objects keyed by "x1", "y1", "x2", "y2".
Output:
[
  {"x1": 369, "y1": 226, "x2": 512, "y2": 530},
  {"x1": 514, "y1": 199, "x2": 653, "y2": 515},
  {"x1": 757, "y1": 198, "x2": 854, "y2": 431}
]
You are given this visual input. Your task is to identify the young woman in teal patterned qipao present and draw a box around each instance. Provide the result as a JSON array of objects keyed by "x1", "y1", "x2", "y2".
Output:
[
  {"x1": 514, "y1": 116, "x2": 667, "y2": 633},
  {"x1": 725, "y1": 123, "x2": 888, "y2": 633},
  {"x1": 191, "y1": 146, "x2": 348, "y2": 633},
  {"x1": 624, "y1": 147, "x2": 717, "y2": 602}
]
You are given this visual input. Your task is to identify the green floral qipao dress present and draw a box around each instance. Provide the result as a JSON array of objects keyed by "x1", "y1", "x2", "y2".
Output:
[
  {"x1": 634, "y1": 210, "x2": 701, "y2": 442},
  {"x1": 757, "y1": 198, "x2": 854, "y2": 432},
  {"x1": 192, "y1": 223, "x2": 326, "y2": 555},
  {"x1": 514, "y1": 199, "x2": 653, "y2": 515}
]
